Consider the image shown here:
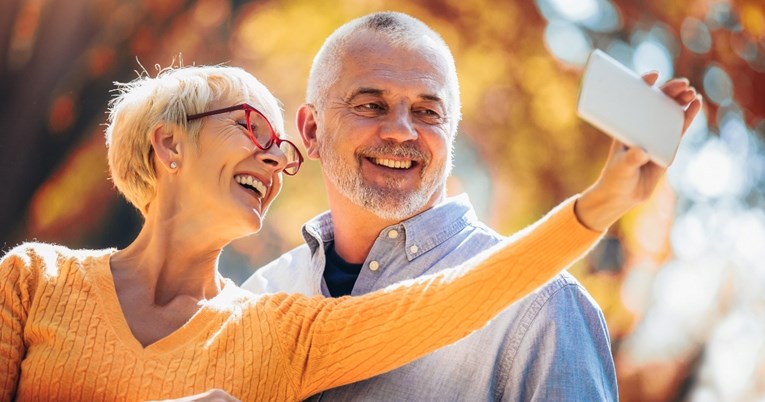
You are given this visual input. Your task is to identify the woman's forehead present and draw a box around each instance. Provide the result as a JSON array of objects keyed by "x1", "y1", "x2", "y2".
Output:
[{"x1": 204, "y1": 93, "x2": 261, "y2": 112}]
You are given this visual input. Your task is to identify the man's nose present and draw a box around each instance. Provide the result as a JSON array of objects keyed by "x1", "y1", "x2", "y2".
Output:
[{"x1": 380, "y1": 106, "x2": 418, "y2": 142}]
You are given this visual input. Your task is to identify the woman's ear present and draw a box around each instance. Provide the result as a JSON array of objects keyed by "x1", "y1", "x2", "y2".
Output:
[
  {"x1": 150, "y1": 123, "x2": 183, "y2": 173},
  {"x1": 296, "y1": 104, "x2": 320, "y2": 160}
]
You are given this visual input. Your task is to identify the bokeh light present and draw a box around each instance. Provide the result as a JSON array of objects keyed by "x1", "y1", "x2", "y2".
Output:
[
  {"x1": 681, "y1": 17, "x2": 712, "y2": 54},
  {"x1": 543, "y1": 20, "x2": 592, "y2": 66},
  {"x1": 703, "y1": 64, "x2": 734, "y2": 105},
  {"x1": 632, "y1": 39, "x2": 674, "y2": 79}
]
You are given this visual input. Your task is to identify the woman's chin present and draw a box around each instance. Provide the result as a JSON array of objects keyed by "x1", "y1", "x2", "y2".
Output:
[{"x1": 238, "y1": 215, "x2": 264, "y2": 237}]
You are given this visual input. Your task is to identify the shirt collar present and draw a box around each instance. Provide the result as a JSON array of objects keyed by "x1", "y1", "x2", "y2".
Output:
[
  {"x1": 301, "y1": 210, "x2": 334, "y2": 255},
  {"x1": 301, "y1": 193, "x2": 478, "y2": 261}
]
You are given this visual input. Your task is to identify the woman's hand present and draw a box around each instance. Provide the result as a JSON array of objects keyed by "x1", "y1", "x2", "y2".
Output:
[
  {"x1": 147, "y1": 389, "x2": 241, "y2": 402},
  {"x1": 575, "y1": 72, "x2": 703, "y2": 231}
]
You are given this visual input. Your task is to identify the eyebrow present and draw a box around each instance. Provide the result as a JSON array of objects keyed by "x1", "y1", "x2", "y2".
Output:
[
  {"x1": 345, "y1": 87, "x2": 385, "y2": 103},
  {"x1": 346, "y1": 87, "x2": 446, "y2": 106}
]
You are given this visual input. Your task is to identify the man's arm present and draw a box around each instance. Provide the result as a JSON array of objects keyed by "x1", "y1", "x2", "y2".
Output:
[{"x1": 500, "y1": 279, "x2": 617, "y2": 401}]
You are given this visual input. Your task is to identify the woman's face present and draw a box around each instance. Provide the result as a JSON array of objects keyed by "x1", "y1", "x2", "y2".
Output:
[{"x1": 174, "y1": 95, "x2": 288, "y2": 240}]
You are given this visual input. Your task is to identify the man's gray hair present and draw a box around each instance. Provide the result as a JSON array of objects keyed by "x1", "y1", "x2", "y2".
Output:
[{"x1": 306, "y1": 12, "x2": 462, "y2": 125}]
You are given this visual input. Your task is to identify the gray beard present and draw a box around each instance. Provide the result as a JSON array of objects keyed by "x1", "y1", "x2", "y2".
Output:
[{"x1": 319, "y1": 140, "x2": 451, "y2": 221}]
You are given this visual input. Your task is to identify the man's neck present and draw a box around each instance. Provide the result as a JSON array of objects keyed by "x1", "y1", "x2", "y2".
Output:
[
  {"x1": 327, "y1": 190, "x2": 446, "y2": 264},
  {"x1": 329, "y1": 197, "x2": 397, "y2": 264}
]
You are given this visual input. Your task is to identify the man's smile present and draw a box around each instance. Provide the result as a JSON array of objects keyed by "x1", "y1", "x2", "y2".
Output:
[{"x1": 370, "y1": 157, "x2": 414, "y2": 169}]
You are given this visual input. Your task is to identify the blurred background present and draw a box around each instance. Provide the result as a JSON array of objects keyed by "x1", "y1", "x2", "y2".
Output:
[{"x1": 1, "y1": 0, "x2": 764, "y2": 400}]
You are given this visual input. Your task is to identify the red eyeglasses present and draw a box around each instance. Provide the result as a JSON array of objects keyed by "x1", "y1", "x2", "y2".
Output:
[{"x1": 187, "y1": 103, "x2": 303, "y2": 175}]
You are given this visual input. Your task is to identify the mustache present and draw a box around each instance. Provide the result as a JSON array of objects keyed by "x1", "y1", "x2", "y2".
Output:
[{"x1": 357, "y1": 142, "x2": 430, "y2": 161}]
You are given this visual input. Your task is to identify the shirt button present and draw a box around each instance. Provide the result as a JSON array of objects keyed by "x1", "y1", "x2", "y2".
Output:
[
  {"x1": 387, "y1": 230, "x2": 399, "y2": 239},
  {"x1": 369, "y1": 261, "x2": 380, "y2": 271},
  {"x1": 409, "y1": 245, "x2": 418, "y2": 253}
]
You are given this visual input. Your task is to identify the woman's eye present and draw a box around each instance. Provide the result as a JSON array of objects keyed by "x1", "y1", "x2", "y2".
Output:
[{"x1": 236, "y1": 121, "x2": 257, "y2": 132}]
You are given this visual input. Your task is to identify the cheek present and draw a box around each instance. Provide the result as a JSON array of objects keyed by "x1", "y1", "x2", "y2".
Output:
[
  {"x1": 329, "y1": 113, "x2": 378, "y2": 141},
  {"x1": 264, "y1": 175, "x2": 284, "y2": 207},
  {"x1": 317, "y1": 129, "x2": 347, "y2": 157},
  {"x1": 423, "y1": 128, "x2": 451, "y2": 160},
  {"x1": 273, "y1": 176, "x2": 284, "y2": 197}
]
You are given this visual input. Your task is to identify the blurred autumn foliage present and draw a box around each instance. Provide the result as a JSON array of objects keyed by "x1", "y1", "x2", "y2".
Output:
[{"x1": 1, "y1": 0, "x2": 764, "y2": 400}]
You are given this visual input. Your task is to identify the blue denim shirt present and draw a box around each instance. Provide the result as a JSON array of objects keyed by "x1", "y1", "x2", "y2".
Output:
[{"x1": 243, "y1": 194, "x2": 618, "y2": 401}]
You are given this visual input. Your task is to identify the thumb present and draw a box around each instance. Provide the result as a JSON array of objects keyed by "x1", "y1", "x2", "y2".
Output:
[
  {"x1": 641, "y1": 71, "x2": 659, "y2": 86},
  {"x1": 624, "y1": 147, "x2": 650, "y2": 167}
]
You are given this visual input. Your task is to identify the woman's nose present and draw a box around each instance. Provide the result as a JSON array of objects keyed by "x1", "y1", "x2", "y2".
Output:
[{"x1": 256, "y1": 143, "x2": 288, "y2": 174}]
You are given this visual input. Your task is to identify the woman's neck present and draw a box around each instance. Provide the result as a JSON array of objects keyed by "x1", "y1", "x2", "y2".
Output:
[{"x1": 111, "y1": 207, "x2": 227, "y2": 306}]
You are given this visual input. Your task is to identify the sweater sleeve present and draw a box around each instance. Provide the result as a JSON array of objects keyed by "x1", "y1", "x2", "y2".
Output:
[
  {"x1": 265, "y1": 197, "x2": 605, "y2": 399},
  {"x1": 0, "y1": 245, "x2": 39, "y2": 401}
]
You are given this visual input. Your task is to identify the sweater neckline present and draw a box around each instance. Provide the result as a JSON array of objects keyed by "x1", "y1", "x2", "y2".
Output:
[{"x1": 87, "y1": 250, "x2": 235, "y2": 357}]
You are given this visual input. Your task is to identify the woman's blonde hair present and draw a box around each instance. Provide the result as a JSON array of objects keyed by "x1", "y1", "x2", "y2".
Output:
[{"x1": 105, "y1": 65, "x2": 284, "y2": 216}]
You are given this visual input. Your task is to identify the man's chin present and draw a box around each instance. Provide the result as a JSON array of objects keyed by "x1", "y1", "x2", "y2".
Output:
[{"x1": 358, "y1": 188, "x2": 431, "y2": 220}]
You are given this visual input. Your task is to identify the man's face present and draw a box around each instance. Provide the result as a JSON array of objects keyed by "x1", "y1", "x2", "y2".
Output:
[{"x1": 315, "y1": 33, "x2": 455, "y2": 221}]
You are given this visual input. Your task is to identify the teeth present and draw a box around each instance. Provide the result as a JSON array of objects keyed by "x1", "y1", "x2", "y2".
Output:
[
  {"x1": 372, "y1": 158, "x2": 413, "y2": 169},
  {"x1": 234, "y1": 174, "x2": 267, "y2": 197}
]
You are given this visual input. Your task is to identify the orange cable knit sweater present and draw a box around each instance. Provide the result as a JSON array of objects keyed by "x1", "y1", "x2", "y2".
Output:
[{"x1": 0, "y1": 198, "x2": 601, "y2": 401}]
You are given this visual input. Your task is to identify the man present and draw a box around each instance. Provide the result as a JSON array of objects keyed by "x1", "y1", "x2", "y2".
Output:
[{"x1": 243, "y1": 11, "x2": 701, "y2": 401}]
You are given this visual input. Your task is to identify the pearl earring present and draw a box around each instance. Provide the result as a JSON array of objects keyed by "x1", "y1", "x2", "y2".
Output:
[{"x1": 170, "y1": 161, "x2": 177, "y2": 169}]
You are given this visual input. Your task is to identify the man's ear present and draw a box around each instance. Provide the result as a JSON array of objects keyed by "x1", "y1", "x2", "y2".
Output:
[
  {"x1": 150, "y1": 123, "x2": 183, "y2": 173},
  {"x1": 296, "y1": 104, "x2": 320, "y2": 160}
]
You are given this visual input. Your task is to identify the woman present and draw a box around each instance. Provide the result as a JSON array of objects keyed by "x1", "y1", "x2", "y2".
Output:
[{"x1": 0, "y1": 65, "x2": 699, "y2": 401}]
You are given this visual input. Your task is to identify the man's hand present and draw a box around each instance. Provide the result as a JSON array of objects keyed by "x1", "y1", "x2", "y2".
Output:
[
  {"x1": 147, "y1": 389, "x2": 241, "y2": 402},
  {"x1": 575, "y1": 72, "x2": 703, "y2": 231}
]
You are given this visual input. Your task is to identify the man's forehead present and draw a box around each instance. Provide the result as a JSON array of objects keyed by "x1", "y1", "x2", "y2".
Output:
[
  {"x1": 338, "y1": 42, "x2": 450, "y2": 98},
  {"x1": 343, "y1": 31, "x2": 449, "y2": 66}
]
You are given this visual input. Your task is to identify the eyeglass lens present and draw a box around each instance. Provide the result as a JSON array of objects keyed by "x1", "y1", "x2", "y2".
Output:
[
  {"x1": 279, "y1": 141, "x2": 301, "y2": 175},
  {"x1": 247, "y1": 108, "x2": 301, "y2": 175},
  {"x1": 246, "y1": 109, "x2": 276, "y2": 148}
]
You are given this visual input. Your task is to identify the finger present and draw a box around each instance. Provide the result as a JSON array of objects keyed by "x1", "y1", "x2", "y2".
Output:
[
  {"x1": 641, "y1": 71, "x2": 659, "y2": 86},
  {"x1": 624, "y1": 146, "x2": 651, "y2": 168},
  {"x1": 676, "y1": 88, "x2": 697, "y2": 105},
  {"x1": 607, "y1": 138, "x2": 627, "y2": 160},
  {"x1": 682, "y1": 95, "x2": 703, "y2": 133},
  {"x1": 660, "y1": 78, "x2": 690, "y2": 97},
  {"x1": 641, "y1": 162, "x2": 667, "y2": 192}
]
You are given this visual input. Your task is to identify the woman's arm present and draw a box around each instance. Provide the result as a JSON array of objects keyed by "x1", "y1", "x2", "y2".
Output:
[
  {"x1": 0, "y1": 246, "x2": 38, "y2": 401},
  {"x1": 267, "y1": 196, "x2": 603, "y2": 398}
]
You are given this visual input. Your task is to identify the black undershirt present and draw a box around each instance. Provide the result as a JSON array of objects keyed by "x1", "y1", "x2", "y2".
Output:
[{"x1": 323, "y1": 241, "x2": 363, "y2": 297}]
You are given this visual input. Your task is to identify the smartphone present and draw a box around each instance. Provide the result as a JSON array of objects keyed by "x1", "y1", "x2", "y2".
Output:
[{"x1": 577, "y1": 49, "x2": 684, "y2": 167}]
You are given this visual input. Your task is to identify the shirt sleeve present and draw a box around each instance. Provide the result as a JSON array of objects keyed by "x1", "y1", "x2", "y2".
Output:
[
  {"x1": 264, "y1": 197, "x2": 605, "y2": 399},
  {"x1": 500, "y1": 280, "x2": 618, "y2": 402},
  {"x1": 0, "y1": 245, "x2": 39, "y2": 401},
  {"x1": 242, "y1": 245, "x2": 317, "y2": 296}
]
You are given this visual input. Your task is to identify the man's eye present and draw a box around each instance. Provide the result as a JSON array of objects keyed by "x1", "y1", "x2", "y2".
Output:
[
  {"x1": 415, "y1": 109, "x2": 445, "y2": 124},
  {"x1": 354, "y1": 103, "x2": 385, "y2": 113}
]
